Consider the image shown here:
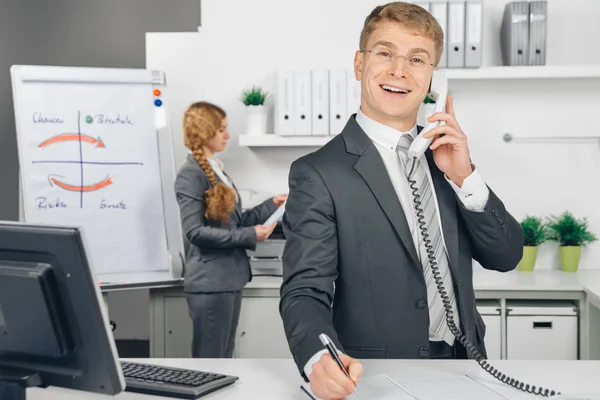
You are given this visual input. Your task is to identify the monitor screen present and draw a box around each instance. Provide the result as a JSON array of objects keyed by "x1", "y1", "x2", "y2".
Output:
[{"x1": 0, "y1": 222, "x2": 124, "y2": 397}]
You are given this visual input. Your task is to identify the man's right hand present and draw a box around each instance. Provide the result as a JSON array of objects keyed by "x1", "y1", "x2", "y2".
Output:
[
  {"x1": 309, "y1": 353, "x2": 363, "y2": 400},
  {"x1": 254, "y1": 223, "x2": 276, "y2": 242}
]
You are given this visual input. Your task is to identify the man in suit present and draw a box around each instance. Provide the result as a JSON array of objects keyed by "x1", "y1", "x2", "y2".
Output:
[{"x1": 279, "y1": 2, "x2": 523, "y2": 399}]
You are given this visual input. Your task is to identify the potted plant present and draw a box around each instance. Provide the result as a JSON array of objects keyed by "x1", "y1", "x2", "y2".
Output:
[
  {"x1": 241, "y1": 86, "x2": 268, "y2": 135},
  {"x1": 546, "y1": 211, "x2": 597, "y2": 272},
  {"x1": 518, "y1": 216, "x2": 546, "y2": 272}
]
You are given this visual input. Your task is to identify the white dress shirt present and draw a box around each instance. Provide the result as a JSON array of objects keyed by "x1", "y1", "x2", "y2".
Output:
[
  {"x1": 207, "y1": 156, "x2": 234, "y2": 191},
  {"x1": 303, "y1": 109, "x2": 490, "y2": 380}
]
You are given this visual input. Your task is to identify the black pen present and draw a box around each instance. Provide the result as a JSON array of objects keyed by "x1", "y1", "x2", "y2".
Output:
[{"x1": 319, "y1": 333, "x2": 361, "y2": 396}]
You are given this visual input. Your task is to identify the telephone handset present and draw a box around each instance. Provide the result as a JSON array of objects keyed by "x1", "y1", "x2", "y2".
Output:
[
  {"x1": 407, "y1": 69, "x2": 448, "y2": 159},
  {"x1": 404, "y1": 70, "x2": 560, "y2": 397}
]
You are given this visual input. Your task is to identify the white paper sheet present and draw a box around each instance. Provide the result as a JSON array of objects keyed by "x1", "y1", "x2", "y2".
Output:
[
  {"x1": 264, "y1": 201, "x2": 286, "y2": 226},
  {"x1": 392, "y1": 375, "x2": 508, "y2": 400},
  {"x1": 301, "y1": 374, "x2": 416, "y2": 399}
]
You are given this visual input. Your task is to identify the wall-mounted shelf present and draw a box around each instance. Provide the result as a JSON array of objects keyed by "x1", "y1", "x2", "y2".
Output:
[
  {"x1": 239, "y1": 65, "x2": 600, "y2": 148},
  {"x1": 238, "y1": 134, "x2": 333, "y2": 147},
  {"x1": 445, "y1": 65, "x2": 600, "y2": 80}
]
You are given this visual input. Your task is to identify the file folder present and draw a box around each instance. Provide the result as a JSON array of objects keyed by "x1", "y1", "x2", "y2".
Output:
[
  {"x1": 328, "y1": 69, "x2": 347, "y2": 136},
  {"x1": 275, "y1": 70, "x2": 294, "y2": 136},
  {"x1": 346, "y1": 69, "x2": 361, "y2": 119},
  {"x1": 293, "y1": 70, "x2": 312, "y2": 136},
  {"x1": 528, "y1": 1, "x2": 547, "y2": 66},
  {"x1": 465, "y1": 0, "x2": 483, "y2": 68},
  {"x1": 448, "y1": 1, "x2": 466, "y2": 68},
  {"x1": 430, "y1": 1, "x2": 448, "y2": 68},
  {"x1": 500, "y1": 1, "x2": 529, "y2": 66},
  {"x1": 311, "y1": 69, "x2": 329, "y2": 136}
]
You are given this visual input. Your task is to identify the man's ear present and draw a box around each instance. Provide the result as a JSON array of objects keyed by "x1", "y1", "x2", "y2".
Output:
[{"x1": 353, "y1": 50, "x2": 363, "y2": 80}]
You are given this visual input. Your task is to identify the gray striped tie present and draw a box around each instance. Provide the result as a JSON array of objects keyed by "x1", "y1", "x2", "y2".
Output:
[{"x1": 396, "y1": 133, "x2": 459, "y2": 345}]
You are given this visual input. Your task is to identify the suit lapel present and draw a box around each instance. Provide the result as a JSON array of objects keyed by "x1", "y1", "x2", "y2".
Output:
[
  {"x1": 344, "y1": 118, "x2": 421, "y2": 269},
  {"x1": 425, "y1": 150, "x2": 459, "y2": 273},
  {"x1": 343, "y1": 116, "x2": 461, "y2": 273}
]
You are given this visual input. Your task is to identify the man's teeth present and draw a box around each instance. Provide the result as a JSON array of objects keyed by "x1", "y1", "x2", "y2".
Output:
[{"x1": 381, "y1": 85, "x2": 409, "y2": 94}]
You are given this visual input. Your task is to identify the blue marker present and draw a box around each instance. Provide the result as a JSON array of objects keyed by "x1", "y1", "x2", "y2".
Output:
[{"x1": 154, "y1": 99, "x2": 162, "y2": 107}]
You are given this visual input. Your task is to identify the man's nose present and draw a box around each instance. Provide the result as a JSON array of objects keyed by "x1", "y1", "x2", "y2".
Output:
[{"x1": 387, "y1": 56, "x2": 409, "y2": 77}]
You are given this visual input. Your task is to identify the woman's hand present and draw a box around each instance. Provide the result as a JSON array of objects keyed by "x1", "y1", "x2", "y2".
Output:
[
  {"x1": 254, "y1": 223, "x2": 276, "y2": 242},
  {"x1": 273, "y1": 194, "x2": 288, "y2": 207}
]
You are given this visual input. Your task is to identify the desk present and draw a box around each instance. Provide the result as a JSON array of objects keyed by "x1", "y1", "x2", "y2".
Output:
[
  {"x1": 28, "y1": 359, "x2": 600, "y2": 399},
  {"x1": 146, "y1": 269, "x2": 600, "y2": 360}
]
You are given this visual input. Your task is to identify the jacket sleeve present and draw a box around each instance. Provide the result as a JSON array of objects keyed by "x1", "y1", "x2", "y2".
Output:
[
  {"x1": 175, "y1": 166, "x2": 257, "y2": 250},
  {"x1": 458, "y1": 186, "x2": 523, "y2": 271},
  {"x1": 279, "y1": 158, "x2": 343, "y2": 380},
  {"x1": 240, "y1": 198, "x2": 278, "y2": 227}
]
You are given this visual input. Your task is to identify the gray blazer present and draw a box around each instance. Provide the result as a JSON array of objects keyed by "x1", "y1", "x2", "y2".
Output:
[
  {"x1": 175, "y1": 154, "x2": 278, "y2": 293},
  {"x1": 279, "y1": 116, "x2": 523, "y2": 378}
]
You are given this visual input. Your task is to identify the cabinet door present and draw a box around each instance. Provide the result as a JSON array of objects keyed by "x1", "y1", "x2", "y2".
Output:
[
  {"x1": 480, "y1": 314, "x2": 502, "y2": 360},
  {"x1": 107, "y1": 290, "x2": 150, "y2": 340},
  {"x1": 507, "y1": 315, "x2": 578, "y2": 360},
  {"x1": 164, "y1": 296, "x2": 193, "y2": 358},
  {"x1": 236, "y1": 297, "x2": 292, "y2": 359}
]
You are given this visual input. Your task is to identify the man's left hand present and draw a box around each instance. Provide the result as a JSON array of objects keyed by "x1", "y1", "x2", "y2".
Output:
[
  {"x1": 272, "y1": 194, "x2": 288, "y2": 207},
  {"x1": 423, "y1": 94, "x2": 473, "y2": 187}
]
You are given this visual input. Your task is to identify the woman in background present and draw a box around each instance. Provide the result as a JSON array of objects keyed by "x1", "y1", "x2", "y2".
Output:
[{"x1": 175, "y1": 101, "x2": 286, "y2": 358}]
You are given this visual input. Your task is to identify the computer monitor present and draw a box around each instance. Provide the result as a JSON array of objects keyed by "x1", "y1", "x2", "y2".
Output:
[{"x1": 0, "y1": 222, "x2": 125, "y2": 400}]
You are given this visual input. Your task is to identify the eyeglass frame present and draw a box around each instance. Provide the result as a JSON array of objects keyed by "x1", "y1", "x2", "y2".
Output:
[{"x1": 359, "y1": 49, "x2": 437, "y2": 69}]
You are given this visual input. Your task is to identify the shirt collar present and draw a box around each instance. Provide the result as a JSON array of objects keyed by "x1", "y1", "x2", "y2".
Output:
[
  {"x1": 355, "y1": 107, "x2": 417, "y2": 151},
  {"x1": 207, "y1": 156, "x2": 224, "y2": 170}
]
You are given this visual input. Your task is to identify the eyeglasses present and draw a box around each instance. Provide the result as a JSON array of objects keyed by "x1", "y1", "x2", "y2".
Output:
[{"x1": 360, "y1": 49, "x2": 436, "y2": 70}]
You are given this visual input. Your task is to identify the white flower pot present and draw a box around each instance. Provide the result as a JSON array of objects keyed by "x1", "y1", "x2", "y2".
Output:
[{"x1": 245, "y1": 105, "x2": 267, "y2": 135}]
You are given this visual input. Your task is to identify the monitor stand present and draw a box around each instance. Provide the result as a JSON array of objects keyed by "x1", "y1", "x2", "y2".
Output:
[{"x1": 0, "y1": 369, "x2": 42, "y2": 400}]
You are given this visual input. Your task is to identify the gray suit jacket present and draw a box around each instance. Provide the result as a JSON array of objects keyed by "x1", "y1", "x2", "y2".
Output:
[
  {"x1": 175, "y1": 154, "x2": 278, "y2": 293},
  {"x1": 279, "y1": 116, "x2": 523, "y2": 378}
]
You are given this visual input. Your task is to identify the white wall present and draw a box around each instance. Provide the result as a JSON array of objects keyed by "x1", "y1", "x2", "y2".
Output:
[{"x1": 147, "y1": 0, "x2": 600, "y2": 270}]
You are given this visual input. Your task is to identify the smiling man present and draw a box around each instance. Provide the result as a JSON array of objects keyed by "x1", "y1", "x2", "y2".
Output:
[{"x1": 279, "y1": 2, "x2": 523, "y2": 400}]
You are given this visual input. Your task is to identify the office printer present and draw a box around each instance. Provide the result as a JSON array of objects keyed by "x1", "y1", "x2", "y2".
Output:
[{"x1": 246, "y1": 223, "x2": 285, "y2": 277}]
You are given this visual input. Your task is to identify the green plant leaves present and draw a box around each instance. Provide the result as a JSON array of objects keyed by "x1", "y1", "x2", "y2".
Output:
[
  {"x1": 545, "y1": 211, "x2": 598, "y2": 247},
  {"x1": 520, "y1": 215, "x2": 546, "y2": 246},
  {"x1": 241, "y1": 86, "x2": 268, "y2": 106}
]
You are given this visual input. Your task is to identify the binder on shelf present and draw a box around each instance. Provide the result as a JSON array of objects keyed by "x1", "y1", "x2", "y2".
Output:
[
  {"x1": 430, "y1": 1, "x2": 448, "y2": 68},
  {"x1": 293, "y1": 70, "x2": 312, "y2": 136},
  {"x1": 328, "y1": 69, "x2": 347, "y2": 136},
  {"x1": 448, "y1": 1, "x2": 466, "y2": 68},
  {"x1": 465, "y1": 0, "x2": 483, "y2": 68},
  {"x1": 275, "y1": 70, "x2": 294, "y2": 136},
  {"x1": 413, "y1": 1, "x2": 430, "y2": 12},
  {"x1": 500, "y1": 1, "x2": 529, "y2": 66},
  {"x1": 528, "y1": 1, "x2": 547, "y2": 66},
  {"x1": 311, "y1": 69, "x2": 330, "y2": 136},
  {"x1": 346, "y1": 69, "x2": 361, "y2": 119}
]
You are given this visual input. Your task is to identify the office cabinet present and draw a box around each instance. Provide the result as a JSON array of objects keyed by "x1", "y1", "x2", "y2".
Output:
[
  {"x1": 476, "y1": 300, "x2": 502, "y2": 360},
  {"x1": 506, "y1": 301, "x2": 578, "y2": 360},
  {"x1": 235, "y1": 297, "x2": 292, "y2": 359},
  {"x1": 164, "y1": 296, "x2": 193, "y2": 358},
  {"x1": 107, "y1": 290, "x2": 150, "y2": 340}
]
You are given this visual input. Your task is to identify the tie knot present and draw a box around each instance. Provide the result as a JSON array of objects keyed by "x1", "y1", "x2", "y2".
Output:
[{"x1": 396, "y1": 133, "x2": 414, "y2": 155}]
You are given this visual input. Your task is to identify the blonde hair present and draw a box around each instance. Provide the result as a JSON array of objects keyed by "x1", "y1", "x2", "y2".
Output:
[
  {"x1": 183, "y1": 101, "x2": 236, "y2": 224},
  {"x1": 359, "y1": 2, "x2": 444, "y2": 66}
]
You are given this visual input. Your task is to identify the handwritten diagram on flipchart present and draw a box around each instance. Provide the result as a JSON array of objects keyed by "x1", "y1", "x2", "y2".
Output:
[
  {"x1": 32, "y1": 110, "x2": 144, "y2": 210},
  {"x1": 16, "y1": 80, "x2": 170, "y2": 275}
]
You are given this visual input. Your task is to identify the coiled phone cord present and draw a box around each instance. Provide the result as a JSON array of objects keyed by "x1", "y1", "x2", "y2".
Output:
[{"x1": 406, "y1": 157, "x2": 560, "y2": 398}]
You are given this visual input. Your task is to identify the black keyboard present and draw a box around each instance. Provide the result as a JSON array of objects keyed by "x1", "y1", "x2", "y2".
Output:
[{"x1": 120, "y1": 361, "x2": 239, "y2": 399}]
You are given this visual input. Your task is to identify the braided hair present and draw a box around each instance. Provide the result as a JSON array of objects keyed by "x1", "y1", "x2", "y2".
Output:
[{"x1": 183, "y1": 102, "x2": 236, "y2": 224}]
